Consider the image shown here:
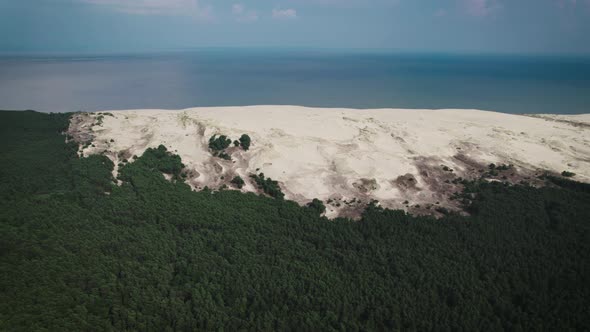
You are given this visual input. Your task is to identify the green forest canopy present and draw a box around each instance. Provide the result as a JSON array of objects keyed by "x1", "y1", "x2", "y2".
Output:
[{"x1": 0, "y1": 111, "x2": 589, "y2": 331}]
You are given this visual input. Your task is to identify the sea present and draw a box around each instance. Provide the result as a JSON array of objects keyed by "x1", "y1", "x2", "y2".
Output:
[{"x1": 1, "y1": 49, "x2": 589, "y2": 114}]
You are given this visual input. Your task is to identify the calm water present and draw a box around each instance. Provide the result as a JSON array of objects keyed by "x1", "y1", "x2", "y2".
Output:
[{"x1": 1, "y1": 50, "x2": 589, "y2": 114}]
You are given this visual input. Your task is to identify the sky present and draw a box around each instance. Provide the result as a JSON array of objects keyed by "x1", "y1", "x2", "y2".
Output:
[{"x1": 1, "y1": 0, "x2": 590, "y2": 55}]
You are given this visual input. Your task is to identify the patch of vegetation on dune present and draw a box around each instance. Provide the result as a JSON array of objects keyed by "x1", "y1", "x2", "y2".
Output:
[
  {"x1": 208, "y1": 134, "x2": 232, "y2": 152},
  {"x1": 250, "y1": 172, "x2": 285, "y2": 199},
  {"x1": 231, "y1": 175, "x2": 245, "y2": 189},
  {"x1": 562, "y1": 170, "x2": 576, "y2": 177}
]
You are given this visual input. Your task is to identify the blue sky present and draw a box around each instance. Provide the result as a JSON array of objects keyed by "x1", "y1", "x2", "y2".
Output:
[{"x1": 1, "y1": 0, "x2": 590, "y2": 54}]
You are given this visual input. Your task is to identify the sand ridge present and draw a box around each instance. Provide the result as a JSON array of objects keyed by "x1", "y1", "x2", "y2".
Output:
[{"x1": 68, "y1": 106, "x2": 590, "y2": 218}]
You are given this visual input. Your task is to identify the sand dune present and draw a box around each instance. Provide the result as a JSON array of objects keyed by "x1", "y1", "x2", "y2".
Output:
[{"x1": 68, "y1": 106, "x2": 590, "y2": 218}]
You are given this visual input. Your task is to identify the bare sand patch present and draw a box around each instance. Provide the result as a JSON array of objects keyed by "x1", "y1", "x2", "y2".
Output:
[{"x1": 69, "y1": 106, "x2": 590, "y2": 219}]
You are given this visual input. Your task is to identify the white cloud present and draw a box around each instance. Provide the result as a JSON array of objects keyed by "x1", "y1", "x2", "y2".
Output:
[
  {"x1": 462, "y1": 0, "x2": 502, "y2": 17},
  {"x1": 80, "y1": 0, "x2": 213, "y2": 19},
  {"x1": 272, "y1": 8, "x2": 297, "y2": 19},
  {"x1": 232, "y1": 3, "x2": 245, "y2": 14},
  {"x1": 232, "y1": 3, "x2": 259, "y2": 22}
]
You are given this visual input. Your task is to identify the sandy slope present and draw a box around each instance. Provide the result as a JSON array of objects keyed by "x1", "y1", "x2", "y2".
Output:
[{"x1": 69, "y1": 106, "x2": 590, "y2": 218}]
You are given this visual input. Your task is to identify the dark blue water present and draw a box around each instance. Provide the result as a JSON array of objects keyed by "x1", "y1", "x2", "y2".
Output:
[{"x1": 1, "y1": 50, "x2": 589, "y2": 114}]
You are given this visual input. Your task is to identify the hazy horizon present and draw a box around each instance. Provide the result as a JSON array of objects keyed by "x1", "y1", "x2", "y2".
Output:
[{"x1": 3, "y1": 47, "x2": 590, "y2": 58}]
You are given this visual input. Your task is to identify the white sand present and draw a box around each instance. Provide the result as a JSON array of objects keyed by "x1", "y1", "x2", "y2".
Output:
[{"x1": 71, "y1": 106, "x2": 590, "y2": 218}]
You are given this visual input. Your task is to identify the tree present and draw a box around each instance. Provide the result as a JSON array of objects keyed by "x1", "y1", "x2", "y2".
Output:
[
  {"x1": 239, "y1": 134, "x2": 251, "y2": 151},
  {"x1": 306, "y1": 198, "x2": 326, "y2": 215},
  {"x1": 209, "y1": 135, "x2": 232, "y2": 151},
  {"x1": 250, "y1": 173, "x2": 284, "y2": 199},
  {"x1": 231, "y1": 176, "x2": 245, "y2": 189},
  {"x1": 218, "y1": 152, "x2": 231, "y2": 161}
]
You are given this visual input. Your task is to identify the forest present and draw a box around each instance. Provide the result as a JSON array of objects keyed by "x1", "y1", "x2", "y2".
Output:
[{"x1": 0, "y1": 111, "x2": 589, "y2": 331}]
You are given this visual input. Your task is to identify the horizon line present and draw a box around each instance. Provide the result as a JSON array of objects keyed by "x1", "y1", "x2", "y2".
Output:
[{"x1": 2, "y1": 47, "x2": 590, "y2": 58}]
